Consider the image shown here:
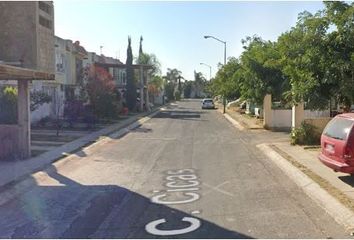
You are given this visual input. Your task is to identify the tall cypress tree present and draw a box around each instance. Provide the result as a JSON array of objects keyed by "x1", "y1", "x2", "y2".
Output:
[
  {"x1": 139, "y1": 36, "x2": 143, "y2": 57},
  {"x1": 125, "y1": 36, "x2": 136, "y2": 111}
]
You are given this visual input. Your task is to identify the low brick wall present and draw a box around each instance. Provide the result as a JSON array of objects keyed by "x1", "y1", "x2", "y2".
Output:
[
  {"x1": 0, "y1": 125, "x2": 19, "y2": 161},
  {"x1": 304, "y1": 118, "x2": 332, "y2": 135}
]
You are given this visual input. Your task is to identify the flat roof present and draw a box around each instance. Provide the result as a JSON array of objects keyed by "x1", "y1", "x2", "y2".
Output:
[
  {"x1": 94, "y1": 62, "x2": 154, "y2": 70},
  {"x1": 0, "y1": 64, "x2": 55, "y2": 80}
]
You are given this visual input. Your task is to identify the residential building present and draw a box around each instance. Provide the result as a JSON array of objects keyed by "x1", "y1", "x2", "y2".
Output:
[
  {"x1": 83, "y1": 52, "x2": 127, "y2": 95},
  {"x1": 0, "y1": 1, "x2": 55, "y2": 72},
  {"x1": 0, "y1": 1, "x2": 59, "y2": 122}
]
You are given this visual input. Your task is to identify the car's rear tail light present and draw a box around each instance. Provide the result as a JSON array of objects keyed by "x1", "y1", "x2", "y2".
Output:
[{"x1": 344, "y1": 145, "x2": 353, "y2": 160}]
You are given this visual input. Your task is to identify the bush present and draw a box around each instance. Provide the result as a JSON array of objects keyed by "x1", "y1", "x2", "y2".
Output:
[
  {"x1": 0, "y1": 87, "x2": 18, "y2": 124},
  {"x1": 290, "y1": 121, "x2": 320, "y2": 145},
  {"x1": 164, "y1": 82, "x2": 175, "y2": 101},
  {"x1": 64, "y1": 100, "x2": 85, "y2": 127},
  {"x1": 175, "y1": 90, "x2": 181, "y2": 101},
  {"x1": 30, "y1": 90, "x2": 52, "y2": 111},
  {"x1": 82, "y1": 105, "x2": 97, "y2": 129},
  {"x1": 38, "y1": 116, "x2": 51, "y2": 127},
  {"x1": 86, "y1": 66, "x2": 122, "y2": 119}
]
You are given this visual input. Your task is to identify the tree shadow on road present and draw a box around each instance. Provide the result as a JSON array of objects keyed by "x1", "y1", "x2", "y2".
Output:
[{"x1": 0, "y1": 166, "x2": 253, "y2": 239}]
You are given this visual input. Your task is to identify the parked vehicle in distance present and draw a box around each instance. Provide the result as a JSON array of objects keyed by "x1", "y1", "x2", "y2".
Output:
[
  {"x1": 318, "y1": 113, "x2": 354, "y2": 174},
  {"x1": 201, "y1": 98, "x2": 215, "y2": 109}
]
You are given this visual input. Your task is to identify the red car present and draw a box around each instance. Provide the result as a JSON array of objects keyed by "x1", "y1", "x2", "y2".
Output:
[{"x1": 319, "y1": 113, "x2": 354, "y2": 174}]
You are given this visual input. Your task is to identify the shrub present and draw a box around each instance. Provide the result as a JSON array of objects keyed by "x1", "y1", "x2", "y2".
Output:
[
  {"x1": 30, "y1": 90, "x2": 52, "y2": 111},
  {"x1": 290, "y1": 121, "x2": 320, "y2": 145},
  {"x1": 38, "y1": 116, "x2": 51, "y2": 127},
  {"x1": 175, "y1": 90, "x2": 181, "y2": 101},
  {"x1": 82, "y1": 105, "x2": 97, "y2": 129},
  {"x1": 86, "y1": 66, "x2": 122, "y2": 119},
  {"x1": 64, "y1": 100, "x2": 85, "y2": 127},
  {"x1": 164, "y1": 82, "x2": 175, "y2": 101},
  {"x1": 0, "y1": 87, "x2": 18, "y2": 124}
]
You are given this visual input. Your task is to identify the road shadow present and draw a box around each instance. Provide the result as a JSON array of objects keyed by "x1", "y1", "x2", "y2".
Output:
[
  {"x1": 130, "y1": 127, "x2": 153, "y2": 133},
  {"x1": 153, "y1": 110, "x2": 204, "y2": 120},
  {"x1": 338, "y1": 175, "x2": 354, "y2": 187},
  {"x1": 0, "y1": 166, "x2": 252, "y2": 239}
]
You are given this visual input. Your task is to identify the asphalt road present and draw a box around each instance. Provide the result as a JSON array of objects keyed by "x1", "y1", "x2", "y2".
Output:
[{"x1": 0, "y1": 99, "x2": 350, "y2": 238}]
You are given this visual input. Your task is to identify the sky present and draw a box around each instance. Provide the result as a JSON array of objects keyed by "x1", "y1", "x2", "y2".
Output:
[{"x1": 54, "y1": 1, "x2": 325, "y2": 80}]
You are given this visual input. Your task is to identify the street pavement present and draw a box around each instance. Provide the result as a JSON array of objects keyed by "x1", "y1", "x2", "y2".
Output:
[{"x1": 0, "y1": 99, "x2": 350, "y2": 238}]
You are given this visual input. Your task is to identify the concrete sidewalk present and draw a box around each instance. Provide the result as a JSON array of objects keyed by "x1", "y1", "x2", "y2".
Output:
[
  {"x1": 226, "y1": 108, "x2": 264, "y2": 130},
  {"x1": 0, "y1": 106, "x2": 164, "y2": 189},
  {"x1": 215, "y1": 102, "x2": 263, "y2": 130},
  {"x1": 272, "y1": 142, "x2": 354, "y2": 202},
  {"x1": 222, "y1": 107, "x2": 354, "y2": 230}
]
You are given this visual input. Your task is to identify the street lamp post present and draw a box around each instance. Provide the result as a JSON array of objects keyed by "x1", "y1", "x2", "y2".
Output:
[
  {"x1": 200, "y1": 62, "x2": 212, "y2": 81},
  {"x1": 204, "y1": 35, "x2": 227, "y2": 113}
]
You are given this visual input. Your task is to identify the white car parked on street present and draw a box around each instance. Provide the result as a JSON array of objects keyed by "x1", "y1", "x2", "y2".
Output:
[{"x1": 201, "y1": 98, "x2": 215, "y2": 109}]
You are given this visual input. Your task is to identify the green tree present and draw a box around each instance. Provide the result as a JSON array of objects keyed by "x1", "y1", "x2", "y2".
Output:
[
  {"x1": 164, "y1": 82, "x2": 175, "y2": 101},
  {"x1": 237, "y1": 36, "x2": 288, "y2": 105},
  {"x1": 210, "y1": 57, "x2": 241, "y2": 100},
  {"x1": 183, "y1": 80, "x2": 193, "y2": 98},
  {"x1": 125, "y1": 36, "x2": 136, "y2": 111},
  {"x1": 194, "y1": 71, "x2": 206, "y2": 98},
  {"x1": 0, "y1": 87, "x2": 18, "y2": 124},
  {"x1": 163, "y1": 68, "x2": 183, "y2": 100},
  {"x1": 30, "y1": 90, "x2": 52, "y2": 112},
  {"x1": 148, "y1": 75, "x2": 164, "y2": 103},
  {"x1": 136, "y1": 53, "x2": 161, "y2": 76},
  {"x1": 165, "y1": 68, "x2": 182, "y2": 84},
  {"x1": 323, "y1": 2, "x2": 354, "y2": 109},
  {"x1": 277, "y1": 10, "x2": 332, "y2": 109},
  {"x1": 0, "y1": 86, "x2": 53, "y2": 124}
]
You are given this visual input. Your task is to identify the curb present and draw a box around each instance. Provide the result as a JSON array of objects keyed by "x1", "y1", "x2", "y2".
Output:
[
  {"x1": 0, "y1": 105, "x2": 166, "y2": 202},
  {"x1": 223, "y1": 112, "x2": 245, "y2": 131},
  {"x1": 257, "y1": 143, "x2": 354, "y2": 231}
]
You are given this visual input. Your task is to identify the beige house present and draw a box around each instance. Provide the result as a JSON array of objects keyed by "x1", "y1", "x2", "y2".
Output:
[{"x1": 0, "y1": 1, "x2": 59, "y2": 122}]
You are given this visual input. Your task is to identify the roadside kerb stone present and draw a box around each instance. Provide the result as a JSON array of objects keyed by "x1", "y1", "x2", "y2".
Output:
[
  {"x1": 223, "y1": 113, "x2": 245, "y2": 131},
  {"x1": 257, "y1": 143, "x2": 354, "y2": 231},
  {"x1": 0, "y1": 106, "x2": 167, "y2": 191}
]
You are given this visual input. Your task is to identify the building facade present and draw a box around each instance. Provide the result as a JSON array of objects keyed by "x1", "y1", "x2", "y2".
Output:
[{"x1": 0, "y1": 1, "x2": 55, "y2": 72}]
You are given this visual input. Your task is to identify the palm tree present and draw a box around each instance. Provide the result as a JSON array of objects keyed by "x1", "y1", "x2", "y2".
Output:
[
  {"x1": 165, "y1": 68, "x2": 182, "y2": 84},
  {"x1": 194, "y1": 71, "x2": 206, "y2": 98}
]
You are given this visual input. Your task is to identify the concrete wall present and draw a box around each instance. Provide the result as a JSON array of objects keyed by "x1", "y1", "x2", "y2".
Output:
[
  {"x1": 37, "y1": 1, "x2": 55, "y2": 73},
  {"x1": 30, "y1": 82, "x2": 64, "y2": 123},
  {"x1": 304, "y1": 110, "x2": 330, "y2": 118},
  {"x1": 271, "y1": 109, "x2": 292, "y2": 130},
  {"x1": 268, "y1": 109, "x2": 331, "y2": 131},
  {"x1": 31, "y1": 102, "x2": 51, "y2": 123},
  {"x1": 304, "y1": 118, "x2": 332, "y2": 135},
  {"x1": 0, "y1": 2, "x2": 37, "y2": 68},
  {"x1": 0, "y1": 125, "x2": 19, "y2": 160},
  {"x1": 263, "y1": 94, "x2": 272, "y2": 129},
  {"x1": 55, "y1": 36, "x2": 67, "y2": 85},
  {"x1": 263, "y1": 94, "x2": 332, "y2": 132},
  {"x1": 0, "y1": 1, "x2": 54, "y2": 72}
]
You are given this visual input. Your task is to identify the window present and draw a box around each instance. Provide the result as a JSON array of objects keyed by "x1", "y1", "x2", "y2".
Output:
[
  {"x1": 56, "y1": 53, "x2": 65, "y2": 73},
  {"x1": 324, "y1": 118, "x2": 354, "y2": 140},
  {"x1": 112, "y1": 68, "x2": 119, "y2": 83},
  {"x1": 38, "y1": 2, "x2": 52, "y2": 15},
  {"x1": 121, "y1": 71, "x2": 127, "y2": 85},
  {"x1": 39, "y1": 15, "x2": 52, "y2": 29}
]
